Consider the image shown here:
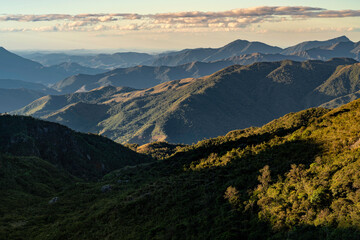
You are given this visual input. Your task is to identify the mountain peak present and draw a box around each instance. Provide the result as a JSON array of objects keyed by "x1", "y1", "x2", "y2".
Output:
[
  {"x1": 0, "y1": 46, "x2": 11, "y2": 55},
  {"x1": 281, "y1": 35, "x2": 353, "y2": 55},
  {"x1": 333, "y1": 35, "x2": 351, "y2": 42},
  {"x1": 223, "y1": 39, "x2": 250, "y2": 48}
]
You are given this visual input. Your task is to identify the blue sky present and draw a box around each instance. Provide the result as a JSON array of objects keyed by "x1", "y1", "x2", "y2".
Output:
[{"x1": 1, "y1": 0, "x2": 360, "y2": 51}]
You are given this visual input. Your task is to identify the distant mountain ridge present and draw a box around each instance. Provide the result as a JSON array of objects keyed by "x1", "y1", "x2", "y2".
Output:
[
  {"x1": 148, "y1": 39, "x2": 283, "y2": 66},
  {"x1": 37, "y1": 35, "x2": 360, "y2": 95},
  {"x1": 52, "y1": 61, "x2": 233, "y2": 93},
  {"x1": 21, "y1": 51, "x2": 153, "y2": 70},
  {"x1": 281, "y1": 35, "x2": 351, "y2": 55},
  {"x1": 151, "y1": 36, "x2": 359, "y2": 66},
  {"x1": 14, "y1": 58, "x2": 360, "y2": 144},
  {"x1": 20, "y1": 36, "x2": 359, "y2": 72},
  {"x1": 53, "y1": 53, "x2": 306, "y2": 93},
  {"x1": 292, "y1": 41, "x2": 360, "y2": 60},
  {"x1": 0, "y1": 79, "x2": 56, "y2": 92},
  {"x1": 0, "y1": 47, "x2": 106, "y2": 84}
]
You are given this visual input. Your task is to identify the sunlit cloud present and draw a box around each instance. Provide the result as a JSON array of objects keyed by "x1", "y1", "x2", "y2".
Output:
[
  {"x1": 0, "y1": 6, "x2": 359, "y2": 33},
  {"x1": 272, "y1": 27, "x2": 360, "y2": 33}
]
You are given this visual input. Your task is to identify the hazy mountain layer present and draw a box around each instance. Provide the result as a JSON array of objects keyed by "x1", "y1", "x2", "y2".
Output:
[
  {"x1": 149, "y1": 36, "x2": 357, "y2": 66},
  {"x1": 53, "y1": 53, "x2": 306, "y2": 93},
  {"x1": 0, "y1": 88, "x2": 51, "y2": 113},
  {"x1": 15, "y1": 58, "x2": 360, "y2": 144},
  {"x1": 14, "y1": 36, "x2": 358, "y2": 80},
  {"x1": 22, "y1": 52, "x2": 154, "y2": 69},
  {"x1": 149, "y1": 39, "x2": 283, "y2": 66},
  {"x1": 281, "y1": 35, "x2": 351, "y2": 55},
  {"x1": 0, "y1": 47, "x2": 105, "y2": 84},
  {"x1": 0, "y1": 79, "x2": 55, "y2": 92},
  {"x1": 292, "y1": 41, "x2": 360, "y2": 61},
  {"x1": 0, "y1": 79, "x2": 60, "y2": 112}
]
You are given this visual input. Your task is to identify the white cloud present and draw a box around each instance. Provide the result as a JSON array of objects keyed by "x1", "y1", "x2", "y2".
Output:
[{"x1": 0, "y1": 6, "x2": 359, "y2": 33}]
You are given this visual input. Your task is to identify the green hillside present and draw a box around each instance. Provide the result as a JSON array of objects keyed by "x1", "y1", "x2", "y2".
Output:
[
  {"x1": 0, "y1": 115, "x2": 150, "y2": 178},
  {"x1": 315, "y1": 63, "x2": 360, "y2": 98},
  {"x1": 15, "y1": 58, "x2": 360, "y2": 145},
  {"x1": 5, "y1": 98, "x2": 360, "y2": 239}
]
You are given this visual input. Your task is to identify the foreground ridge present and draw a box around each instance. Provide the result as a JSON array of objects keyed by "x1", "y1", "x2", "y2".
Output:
[{"x1": 3, "y1": 98, "x2": 360, "y2": 238}]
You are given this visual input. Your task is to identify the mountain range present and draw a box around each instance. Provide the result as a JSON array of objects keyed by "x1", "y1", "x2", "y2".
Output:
[
  {"x1": 280, "y1": 35, "x2": 352, "y2": 55},
  {"x1": 292, "y1": 41, "x2": 360, "y2": 60},
  {"x1": 0, "y1": 47, "x2": 105, "y2": 84},
  {"x1": 19, "y1": 36, "x2": 359, "y2": 71},
  {"x1": 150, "y1": 36, "x2": 359, "y2": 66},
  {"x1": 0, "y1": 35, "x2": 357, "y2": 91},
  {"x1": 53, "y1": 53, "x2": 306, "y2": 93},
  {"x1": 21, "y1": 51, "x2": 154, "y2": 69},
  {"x1": 148, "y1": 39, "x2": 283, "y2": 66},
  {"x1": 15, "y1": 58, "x2": 359, "y2": 144}
]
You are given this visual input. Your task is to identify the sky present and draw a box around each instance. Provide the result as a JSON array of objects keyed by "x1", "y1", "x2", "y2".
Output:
[{"x1": 1, "y1": 0, "x2": 360, "y2": 51}]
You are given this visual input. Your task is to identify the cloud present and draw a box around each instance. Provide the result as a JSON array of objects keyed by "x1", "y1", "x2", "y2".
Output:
[
  {"x1": 0, "y1": 6, "x2": 359, "y2": 33},
  {"x1": 271, "y1": 26, "x2": 360, "y2": 33}
]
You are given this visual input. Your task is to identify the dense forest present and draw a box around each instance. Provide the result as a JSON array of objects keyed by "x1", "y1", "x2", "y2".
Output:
[{"x1": 2, "y1": 98, "x2": 360, "y2": 239}]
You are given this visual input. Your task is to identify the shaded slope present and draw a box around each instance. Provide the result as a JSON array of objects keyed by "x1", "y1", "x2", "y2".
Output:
[
  {"x1": 320, "y1": 90, "x2": 360, "y2": 109},
  {"x1": 0, "y1": 153, "x2": 76, "y2": 238},
  {"x1": 0, "y1": 79, "x2": 57, "y2": 93},
  {"x1": 0, "y1": 88, "x2": 47, "y2": 113},
  {"x1": 0, "y1": 79, "x2": 59, "y2": 112},
  {"x1": 317, "y1": 63, "x2": 360, "y2": 96},
  {"x1": 308, "y1": 62, "x2": 360, "y2": 105},
  {"x1": 225, "y1": 52, "x2": 305, "y2": 65},
  {"x1": 0, "y1": 115, "x2": 150, "y2": 178}
]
